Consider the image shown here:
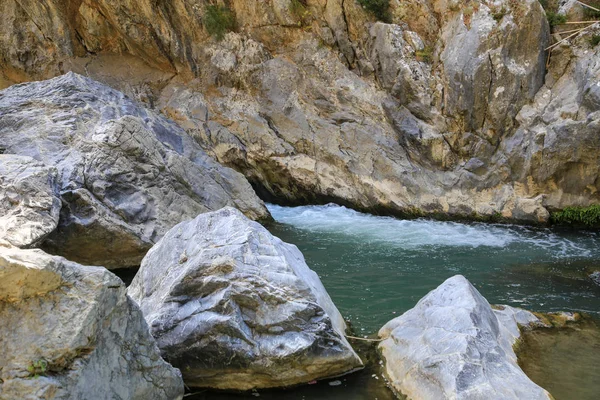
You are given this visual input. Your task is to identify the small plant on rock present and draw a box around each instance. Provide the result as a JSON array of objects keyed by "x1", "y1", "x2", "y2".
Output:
[
  {"x1": 546, "y1": 11, "x2": 567, "y2": 27},
  {"x1": 491, "y1": 5, "x2": 508, "y2": 22},
  {"x1": 537, "y1": 0, "x2": 567, "y2": 27},
  {"x1": 203, "y1": 5, "x2": 236, "y2": 41},
  {"x1": 290, "y1": 0, "x2": 310, "y2": 25},
  {"x1": 357, "y1": 0, "x2": 391, "y2": 23},
  {"x1": 415, "y1": 47, "x2": 433, "y2": 63},
  {"x1": 27, "y1": 359, "x2": 48, "y2": 378},
  {"x1": 582, "y1": 1, "x2": 600, "y2": 19}
]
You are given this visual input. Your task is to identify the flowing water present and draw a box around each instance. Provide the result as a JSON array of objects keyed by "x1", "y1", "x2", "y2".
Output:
[
  {"x1": 266, "y1": 204, "x2": 600, "y2": 334},
  {"x1": 193, "y1": 203, "x2": 600, "y2": 400}
]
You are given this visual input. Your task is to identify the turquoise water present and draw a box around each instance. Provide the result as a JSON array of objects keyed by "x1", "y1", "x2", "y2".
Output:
[
  {"x1": 192, "y1": 203, "x2": 600, "y2": 399},
  {"x1": 266, "y1": 203, "x2": 600, "y2": 335}
]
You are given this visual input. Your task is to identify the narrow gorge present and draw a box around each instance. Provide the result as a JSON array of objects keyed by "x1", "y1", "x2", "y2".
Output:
[{"x1": 0, "y1": 0, "x2": 599, "y2": 399}]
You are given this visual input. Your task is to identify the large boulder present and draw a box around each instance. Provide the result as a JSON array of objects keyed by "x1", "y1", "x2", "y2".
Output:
[
  {"x1": 128, "y1": 207, "x2": 363, "y2": 390},
  {"x1": 0, "y1": 73, "x2": 269, "y2": 268},
  {"x1": 0, "y1": 155, "x2": 60, "y2": 248},
  {"x1": 378, "y1": 275, "x2": 551, "y2": 400},
  {"x1": 0, "y1": 246, "x2": 184, "y2": 400}
]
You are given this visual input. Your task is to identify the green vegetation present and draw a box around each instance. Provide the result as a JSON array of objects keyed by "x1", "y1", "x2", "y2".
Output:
[
  {"x1": 582, "y1": 1, "x2": 600, "y2": 19},
  {"x1": 590, "y1": 34, "x2": 600, "y2": 46},
  {"x1": 491, "y1": 6, "x2": 508, "y2": 22},
  {"x1": 551, "y1": 205, "x2": 600, "y2": 226},
  {"x1": 27, "y1": 359, "x2": 48, "y2": 378},
  {"x1": 357, "y1": 0, "x2": 391, "y2": 23},
  {"x1": 203, "y1": 5, "x2": 236, "y2": 41},
  {"x1": 290, "y1": 0, "x2": 310, "y2": 25},
  {"x1": 546, "y1": 11, "x2": 567, "y2": 26},
  {"x1": 538, "y1": 0, "x2": 567, "y2": 27},
  {"x1": 415, "y1": 47, "x2": 433, "y2": 63}
]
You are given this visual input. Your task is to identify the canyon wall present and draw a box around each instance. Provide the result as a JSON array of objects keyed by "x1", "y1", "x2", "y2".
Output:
[{"x1": 2, "y1": 0, "x2": 599, "y2": 223}]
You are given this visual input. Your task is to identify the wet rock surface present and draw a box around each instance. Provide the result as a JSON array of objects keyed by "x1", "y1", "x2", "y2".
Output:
[
  {"x1": 591, "y1": 271, "x2": 600, "y2": 286},
  {"x1": 128, "y1": 207, "x2": 363, "y2": 390},
  {"x1": 0, "y1": 246, "x2": 184, "y2": 400}
]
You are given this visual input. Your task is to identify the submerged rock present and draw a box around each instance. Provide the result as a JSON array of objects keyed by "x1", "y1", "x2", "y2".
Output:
[
  {"x1": 378, "y1": 275, "x2": 551, "y2": 400},
  {"x1": 0, "y1": 246, "x2": 184, "y2": 400},
  {"x1": 0, "y1": 73, "x2": 269, "y2": 268},
  {"x1": 0, "y1": 155, "x2": 60, "y2": 248},
  {"x1": 128, "y1": 207, "x2": 363, "y2": 390},
  {"x1": 590, "y1": 271, "x2": 600, "y2": 286}
]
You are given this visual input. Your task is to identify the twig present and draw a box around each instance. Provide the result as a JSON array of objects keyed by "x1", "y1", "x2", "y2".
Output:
[
  {"x1": 575, "y1": 0, "x2": 600, "y2": 13},
  {"x1": 345, "y1": 335, "x2": 384, "y2": 342},
  {"x1": 557, "y1": 20, "x2": 600, "y2": 24},
  {"x1": 546, "y1": 22, "x2": 599, "y2": 50}
]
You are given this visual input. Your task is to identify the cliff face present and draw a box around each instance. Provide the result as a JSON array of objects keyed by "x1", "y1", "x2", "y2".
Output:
[{"x1": 1, "y1": 0, "x2": 598, "y2": 223}]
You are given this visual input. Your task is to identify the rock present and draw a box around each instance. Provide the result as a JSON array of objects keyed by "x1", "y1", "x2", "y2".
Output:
[
  {"x1": 0, "y1": 73, "x2": 269, "y2": 268},
  {"x1": 591, "y1": 271, "x2": 600, "y2": 286},
  {"x1": 439, "y1": 0, "x2": 549, "y2": 138},
  {"x1": 0, "y1": 246, "x2": 184, "y2": 400},
  {"x1": 128, "y1": 207, "x2": 363, "y2": 390},
  {"x1": 502, "y1": 40, "x2": 600, "y2": 211},
  {"x1": 0, "y1": 155, "x2": 60, "y2": 248},
  {"x1": 1, "y1": 0, "x2": 597, "y2": 224},
  {"x1": 492, "y1": 304, "x2": 543, "y2": 343},
  {"x1": 378, "y1": 275, "x2": 552, "y2": 400}
]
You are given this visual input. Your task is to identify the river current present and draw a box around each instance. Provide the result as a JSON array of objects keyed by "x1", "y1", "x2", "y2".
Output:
[{"x1": 195, "y1": 203, "x2": 600, "y2": 400}]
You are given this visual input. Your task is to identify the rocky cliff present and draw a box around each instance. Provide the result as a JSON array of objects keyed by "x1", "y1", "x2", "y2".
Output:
[{"x1": 1, "y1": 0, "x2": 598, "y2": 223}]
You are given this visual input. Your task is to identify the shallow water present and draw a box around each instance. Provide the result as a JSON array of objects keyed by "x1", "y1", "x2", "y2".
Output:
[
  {"x1": 193, "y1": 203, "x2": 600, "y2": 399},
  {"x1": 519, "y1": 318, "x2": 600, "y2": 400}
]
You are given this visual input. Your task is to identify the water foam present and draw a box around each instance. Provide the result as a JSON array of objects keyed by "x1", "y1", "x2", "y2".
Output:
[{"x1": 267, "y1": 203, "x2": 595, "y2": 257}]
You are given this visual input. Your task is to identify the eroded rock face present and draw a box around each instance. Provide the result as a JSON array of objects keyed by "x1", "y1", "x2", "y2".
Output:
[
  {"x1": 128, "y1": 207, "x2": 363, "y2": 390},
  {"x1": 0, "y1": 246, "x2": 184, "y2": 400},
  {"x1": 1, "y1": 0, "x2": 597, "y2": 223},
  {"x1": 0, "y1": 155, "x2": 60, "y2": 248},
  {"x1": 501, "y1": 39, "x2": 600, "y2": 209},
  {"x1": 0, "y1": 73, "x2": 268, "y2": 267},
  {"x1": 378, "y1": 275, "x2": 552, "y2": 400}
]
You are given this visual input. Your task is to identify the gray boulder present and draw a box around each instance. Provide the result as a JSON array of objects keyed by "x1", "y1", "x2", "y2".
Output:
[
  {"x1": 378, "y1": 275, "x2": 551, "y2": 400},
  {"x1": 128, "y1": 207, "x2": 363, "y2": 390},
  {"x1": 0, "y1": 246, "x2": 184, "y2": 400},
  {"x1": 0, "y1": 73, "x2": 269, "y2": 268},
  {"x1": 0, "y1": 155, "x2": 60, "y2": 248}
]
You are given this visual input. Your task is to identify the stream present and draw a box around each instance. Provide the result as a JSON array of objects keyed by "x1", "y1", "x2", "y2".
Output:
[{"x1": 193, "y1": 203, "x2": 600, "y2": 400}]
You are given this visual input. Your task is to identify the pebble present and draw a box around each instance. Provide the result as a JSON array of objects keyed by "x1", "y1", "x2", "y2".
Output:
[{"x1": 328, "y1": 380, "x2": 342, "y2": 386}]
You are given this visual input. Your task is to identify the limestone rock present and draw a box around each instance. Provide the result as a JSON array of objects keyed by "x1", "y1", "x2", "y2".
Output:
[
  {"x1": 502, "y1": 40, "x2": 600, "y2": 211},
  {"x1": 378, "y1": 275, "x2": 552, "y2": 400},
  {"x1": 0, "y1": 73, "x2": 269, "y2": 268},
  {"x1": 439, "y1": 0, "x2": 549, "y2": 138},
  {"x1": 1, "y1": 0, "x2": 596, "y2": 223},
  {"x1": 0, "y1": 246, "x2": 184, "y2": 400},
  {"x1": 128, "y1": 207, "x2": 363, "y2": 390},
  {"x1": 0, "y1": 155, "x2": 60, "y2": 248}
]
